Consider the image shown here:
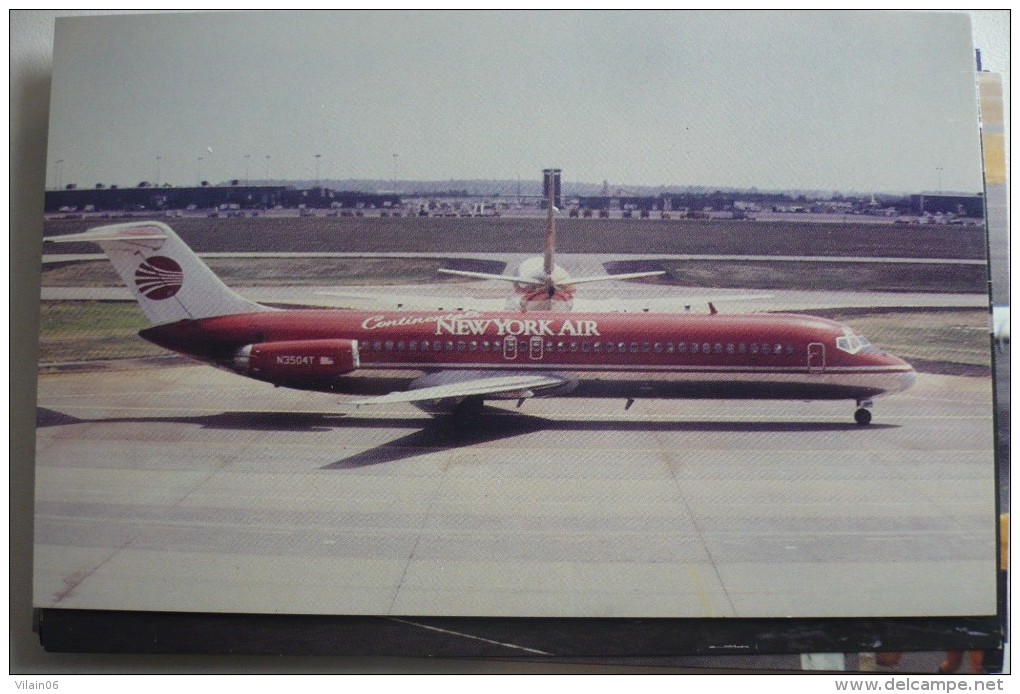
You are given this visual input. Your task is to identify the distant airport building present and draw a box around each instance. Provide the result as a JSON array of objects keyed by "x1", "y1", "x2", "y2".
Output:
[
  {"x1": 910, "y1": 194, "x2": 984, "y2": 217},
  {"x1": 279, "y1": 187, "x2": 400, "y2": 209},
  {"x1": 543, "y1": 168, "x2": 562, "y2": 209},
  {"x1": 46, "y1": 183, "x2": 290, "y2": 213},
  {"x1": 577, "y1": 195, "x2": 659, "y2": 212},
  {"x1": 44, "y1": 183, "x2": 400, "y2": 214}
]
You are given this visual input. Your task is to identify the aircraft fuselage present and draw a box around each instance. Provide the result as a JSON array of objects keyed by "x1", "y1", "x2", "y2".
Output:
[{"x1": 139, "y1": 308, "x2": 916, "y2": 402}]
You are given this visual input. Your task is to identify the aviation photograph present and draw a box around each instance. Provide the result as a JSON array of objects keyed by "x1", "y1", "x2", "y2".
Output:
[{"x1": 29, "y1": 10, "x2": 1000, "y2": 655}]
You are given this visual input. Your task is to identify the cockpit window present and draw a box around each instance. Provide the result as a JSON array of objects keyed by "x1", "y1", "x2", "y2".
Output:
[{"x1": 836, "y1": 333, "x2": 880, "y2": 355}]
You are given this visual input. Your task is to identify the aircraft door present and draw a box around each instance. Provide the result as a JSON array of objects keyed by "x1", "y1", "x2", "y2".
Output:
[
  {"x1": 807, "y1": 342, "x2": 825, "y2": 373},
  {"x1": 529, "y1": 336, "x2": 544, "y2": 360},
  {"x1": 503, "y1": 337, "x2": 518, "y2": 360}
]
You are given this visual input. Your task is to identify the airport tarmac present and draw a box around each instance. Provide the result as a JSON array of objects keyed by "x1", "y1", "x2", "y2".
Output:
[{"x1": 34, "y1": 360, "x2": 997, "y2": 619}]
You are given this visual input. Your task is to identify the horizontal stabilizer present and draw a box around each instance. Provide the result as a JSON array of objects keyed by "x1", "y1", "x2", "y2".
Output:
[{"x1": 45, "y1": 230, "x2": 169, "y2": 243}]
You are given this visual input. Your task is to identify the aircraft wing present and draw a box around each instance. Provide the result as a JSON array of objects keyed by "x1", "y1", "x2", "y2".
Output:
[
  {"x1": 566, "y1": 271, "x2": 666, "y2": 284},
  {"x1": 436, "y1": 268, "x2": 544, "y2": 286},
  {"x1": 571, "y1": 293, "x2": 774, "y2": 313},
  {"x1": 312, "y1": 289, "x2": 773, "y2": 313},
  {"x1": 437, "y1": 268, "x2": 666, "y2": 286},
  {"x1": 347, "y1": 373, "x2": 567, "y2": 406}
]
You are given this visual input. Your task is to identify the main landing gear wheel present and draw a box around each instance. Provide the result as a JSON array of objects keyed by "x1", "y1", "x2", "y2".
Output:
[
  {"x1": 854, "y1": 408, "x2": 872, "y2": 426},
  {"x1": 452, "y1": 396, "x2": 485, "y2": 427}
]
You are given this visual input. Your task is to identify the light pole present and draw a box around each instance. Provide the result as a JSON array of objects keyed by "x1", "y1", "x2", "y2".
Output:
[
  {"x1": 197, "y1": 156, "x2": 203, "y2": 185},
  {"x1": 315, "y1": 153, "x2": 322, "y2": 188}
]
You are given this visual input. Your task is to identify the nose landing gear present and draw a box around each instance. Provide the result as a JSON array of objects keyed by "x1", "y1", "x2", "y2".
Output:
[{"x1": 854, "y1": 400, "x2": 873, "y2": 426}]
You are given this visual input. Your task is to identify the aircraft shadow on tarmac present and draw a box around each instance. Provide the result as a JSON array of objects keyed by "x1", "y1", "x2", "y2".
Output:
[
  {"x1": 321, "y1": 411, "x2": 898, "y2": 469},
  {"x1": 35, "y1": 406, "x2": 348, "y2": 433},
  {"x1": 322, "y1": 411, "x2": 554, "y2": 469},
  {"x1": 36, "y1": 406, "x2": 896, "y2": 470}
]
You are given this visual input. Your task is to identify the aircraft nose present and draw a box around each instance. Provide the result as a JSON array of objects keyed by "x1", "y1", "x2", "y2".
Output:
[
  {"x1": 886, "y1": 357, "x2": 916, "y2": 395},
  {"x1": 896, "y1": 366, "x2": 917, "y2": 393}
]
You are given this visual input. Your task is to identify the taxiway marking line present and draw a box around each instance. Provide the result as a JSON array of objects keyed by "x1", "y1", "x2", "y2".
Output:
[
  {"x1": 387, "y1": 617, "x2": 552, "y2": 655},
  {"x1": 34, "y1": 386, "x2": 267, "y2": 399},
  {"x1": 32, "y1": 437, "x2": 993, "y2": 459}
]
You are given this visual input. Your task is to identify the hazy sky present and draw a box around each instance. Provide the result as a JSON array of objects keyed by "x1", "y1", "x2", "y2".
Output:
[{"x1": 46, "y1": 11, "x2": 984, "y2": 194}]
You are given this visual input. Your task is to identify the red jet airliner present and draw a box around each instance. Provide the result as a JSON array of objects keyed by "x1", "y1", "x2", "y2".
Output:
[{"x1": 46, "y1": 221, "x2": 916, "y2": 425}]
